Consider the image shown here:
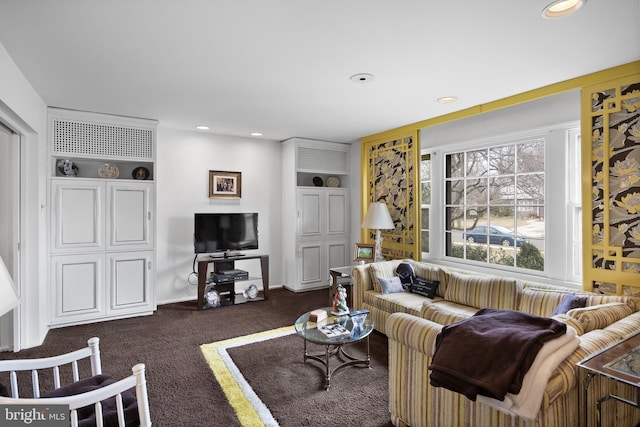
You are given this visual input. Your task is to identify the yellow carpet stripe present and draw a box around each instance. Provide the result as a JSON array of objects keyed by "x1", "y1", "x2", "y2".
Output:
[{"x1": 200, "y1": 325, "x2": 295, "y2": 426}]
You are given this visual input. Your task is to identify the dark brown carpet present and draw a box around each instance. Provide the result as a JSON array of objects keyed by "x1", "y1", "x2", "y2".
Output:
[
  {"x1": 0, "y1": 288, "x2": 392, "y2": 426},
  {"x1": 227, "y1": 331, "x2": 391, "y2": 426}
]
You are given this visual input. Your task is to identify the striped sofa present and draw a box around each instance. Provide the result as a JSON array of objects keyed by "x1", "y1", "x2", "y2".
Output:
[{"x1": 352, "y1": 259, "x2": 640, "y2": 427}]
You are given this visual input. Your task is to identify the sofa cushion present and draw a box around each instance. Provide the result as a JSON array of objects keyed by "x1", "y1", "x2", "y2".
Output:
[
  {"x1": 411, "y1": 278, "x2": 440, "y2": 299},
  {"x1": 41, "y1": 375, "x2": 139, "y2": 427},
  {"x1": 603, "y1": 310, "x2": 640, "y2": 339},
  {"x1": 407, "y1": 260, "x2": 449, "y2": 297},
  {"x1": 369, "y1": 261, "x2": 404, "y2": 293},
  {"x1": 520, "y1": 282, "x2": 640, "y2": 312},
  {"x1": 378, "y1": 276, "x2": 404, "y2": 294},
  {"x1": 364, "y1": 290, "x2": 424, "y2": 317},
  {"x1": 567, "y1": 302, "x2": 633, "y2": 333},
  {"x1": 584, "y1": 294, "x2": 640, "y2": 312},
  {"x1": 552, "y1": 294, "x2": 588, "y2": 316},
  {"x1": 396, "y1": 262, "x2": 415, "y2": 286},
  {"x1": 444, "y1": 272, "x2": 519, "y2": 310},
  {"x1": 551, "y1": 314, "x2": 585, "y2": 336},
  {"x1": 421, "y1": 300, "x2": 477, "y2": 325},
  {"x1": 519, "y1": 287, "x2": 583, "y2": 317}
]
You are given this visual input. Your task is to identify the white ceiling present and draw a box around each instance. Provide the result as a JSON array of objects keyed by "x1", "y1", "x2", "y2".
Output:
[{"x1": 0, "y1": 0, "x2": 638, "y2": 143}]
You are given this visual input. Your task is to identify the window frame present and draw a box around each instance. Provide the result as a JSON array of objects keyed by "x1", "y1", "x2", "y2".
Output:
[
  {"x1": 421, "y1": 121, "x2": 581, "y2": 286},
  {"x1": 420, "y1": 153, "x2": 432, "y2": 255}
]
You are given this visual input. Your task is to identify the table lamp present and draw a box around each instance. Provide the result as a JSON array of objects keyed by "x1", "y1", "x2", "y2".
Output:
[
  {"x1": 0, "y1": 255, "x2": 19, "y2": 317},
  {"x1": 361, "y1": 202, "x2": 394, "y2": 262}
]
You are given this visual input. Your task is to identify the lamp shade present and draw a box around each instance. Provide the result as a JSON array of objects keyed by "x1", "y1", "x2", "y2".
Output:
[
  {"x1": 0, "y1": 255, "x2": 19, "y2": 317},
  {"x1": 361, "y1": 202, "x2": 394, "y2": 230}
]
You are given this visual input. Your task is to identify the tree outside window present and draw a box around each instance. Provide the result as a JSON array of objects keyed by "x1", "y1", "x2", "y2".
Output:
[{"x1": 444, "y1": 140, "x2": 545, "y2": 271}]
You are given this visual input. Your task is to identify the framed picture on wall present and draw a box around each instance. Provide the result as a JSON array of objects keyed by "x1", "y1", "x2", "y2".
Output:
[
  {"x1": 209, "y1": 170, "x2": 242, "y2": 199},
  {"x1": 354, "y1": 243, "x2": 375, "y2": 262}
]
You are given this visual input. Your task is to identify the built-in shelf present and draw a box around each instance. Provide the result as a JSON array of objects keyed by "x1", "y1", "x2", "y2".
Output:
[
  {"x1": 296, "y1": 172, "x2": 349, "y2": 188},
  {"x1": 47, "y1": 107, "x2": 158, "y2": 328},
  {"x1": 52, "y1": 157, "x2": 154, "y2": 181}
]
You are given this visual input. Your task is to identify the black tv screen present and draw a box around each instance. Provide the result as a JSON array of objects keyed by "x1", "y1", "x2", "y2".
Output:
[{"x1": 194, "y1": 213, "x2": 258, "y2": 254}]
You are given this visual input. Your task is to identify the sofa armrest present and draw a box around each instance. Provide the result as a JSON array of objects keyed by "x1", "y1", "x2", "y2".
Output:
[
  {"x1": 543, "y1": 327, "x2": 635, "y2": 406},
  {"x1": 386, "y1": 312, "x2": 443, "y2": 356},
  {"x1": 351, "y1": 264, "x2": 371, "y2": 311},
  {"x1": 352, "y1": 260, "x2": 407, "y2": 311}
]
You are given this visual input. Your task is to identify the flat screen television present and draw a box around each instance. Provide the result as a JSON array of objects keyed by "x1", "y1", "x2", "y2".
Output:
[{"x1": 194, "y1": 213, "x2": 258, "y2": 255}]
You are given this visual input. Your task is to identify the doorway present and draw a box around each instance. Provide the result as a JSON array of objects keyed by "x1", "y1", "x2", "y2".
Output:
[{"x1": 0, "y1": 121, "x2": 20, "y2": 351}]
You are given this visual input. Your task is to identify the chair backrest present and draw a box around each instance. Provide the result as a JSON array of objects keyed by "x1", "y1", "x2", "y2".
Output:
[
  {"x1": 0, "y1": 363, "x2": 151, "y2": 427},
  {"x1": 0, "y1": 337, "x2": 101, "y2": 398},
  {"x1": 0, "y1": 337, "x2": 151, "y2": 427}
]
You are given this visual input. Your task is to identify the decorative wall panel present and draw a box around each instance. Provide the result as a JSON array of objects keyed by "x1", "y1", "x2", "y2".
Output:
[
  {"x1": 361, "y1": 131, "x2": 419, "y2": 259},
  {"x1": 52, "y1": 119, "x2": 154, "y2": 160},
  {"x1": 583, "y1": 74, "x2": 640, "y2": 295}
]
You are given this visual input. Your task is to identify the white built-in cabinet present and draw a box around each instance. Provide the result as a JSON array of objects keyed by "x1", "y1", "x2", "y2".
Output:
[
  {"x1": 48, "y1": 108, "x2": 157, "y2": 327},
  {"x1": 282, "y1": 138, "x2": 351, "y2": 292}
]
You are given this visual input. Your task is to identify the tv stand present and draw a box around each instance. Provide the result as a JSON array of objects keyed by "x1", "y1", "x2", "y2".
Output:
[
  {"x1": 224, "y1": 251, "x2": 245, "y2": 258},
  {"x1": 197, "y1": 254, "x2": 269, "y2": 310}
]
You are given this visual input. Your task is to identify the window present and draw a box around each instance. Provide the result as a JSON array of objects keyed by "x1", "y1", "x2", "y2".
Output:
[
  {"x1": 567, "y1": 128, "x2": 582, "y2": 282},
  {"x1": 444, "y1": 139, "x2": 545, "y2": 271},
  {"x1": 420, "y1": 153, "x2": 431, "y2": 254},
  {"x1": 421, "y1": 121, "x2": 581, "y2": 284}
]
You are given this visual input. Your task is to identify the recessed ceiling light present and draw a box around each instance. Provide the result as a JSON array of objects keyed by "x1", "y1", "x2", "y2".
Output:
[
  {"x1": 437, "y1": 96, "x2": 458, "y2": 104},
  {"x1": 195, "y1": 125, "x2": 210, "y2": 130},
  {"x1": 250, "y1": 132, "x2": 263, "y2": 137},
  {"x1": 542, "y1": 0, "x2": 586, "y2": 18},
  {"x1": 350, "y1": 73, "x2": 375, "y2": 83}
]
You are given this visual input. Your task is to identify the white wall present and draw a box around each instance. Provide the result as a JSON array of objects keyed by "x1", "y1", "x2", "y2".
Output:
[
  {"x1": 0, "y1": 41, "x2": 49, "y2": 349},
  {"x1": 155, "y1": 128, "x2": 283, "y2": 304},
  {"x1": 0, "y1": 37, "x2": 363, "y2": 345}
]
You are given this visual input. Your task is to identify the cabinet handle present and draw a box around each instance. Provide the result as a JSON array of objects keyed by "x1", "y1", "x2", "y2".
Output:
[
  {"x1": 148, "y1": 261, "x2": 152, "y2": 269},
  {"x1": 148, "y1": 211, "x2": 151, "y2": 220}
]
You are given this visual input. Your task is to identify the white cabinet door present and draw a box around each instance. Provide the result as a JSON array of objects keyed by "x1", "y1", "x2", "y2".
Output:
[
  {"x1": 297, "y1": 239, "x2": 349, "y2": 291},
  {"x1": 327, "y1": 239, "x2": 349, "y2": 269},
  {"x1": 50, "y1": 180, "x2": 104, "y2": 253},
  {"x1": 298, "y1": 188, "x2": 349, "y2": 237},
  {"x1": 327, "y1": 189, "x2": 349, "y2": 236},
  {"x1": 298, "y1": 190, "x2": 322, "y2": 238},
  {"x1": 106, "y1": 251, "x2": 154, "y2": 315},
  {"x1": 106, "y1": 182, "x2": 153, "y2": 251},
  {"x1": 51, "y1": 253, "x2": 105, "y2": 325},
  {"x1": 297, "y1": 241, "x2": 324, "y2": 290},
  {"x1": 289, "y1": 187, "x2": 350, "y2": 291}
]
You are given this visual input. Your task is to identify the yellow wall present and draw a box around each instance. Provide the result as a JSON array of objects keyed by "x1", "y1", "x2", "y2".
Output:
[{"x1": 581, "y1": 73, "x2": 640, "y2": 295}]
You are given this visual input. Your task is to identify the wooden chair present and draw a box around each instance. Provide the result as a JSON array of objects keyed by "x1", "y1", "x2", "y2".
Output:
[{"x1": 0, "y1": 337, "x2": 151, "y2": 427}]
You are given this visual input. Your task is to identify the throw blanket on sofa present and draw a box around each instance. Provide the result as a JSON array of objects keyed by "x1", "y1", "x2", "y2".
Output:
[
  {"x1": 429, "y1": 308, "x2": 567, "y2": 401},
  {"x1": 477, "y1": 325, "x2": 580, "y2": 419}
]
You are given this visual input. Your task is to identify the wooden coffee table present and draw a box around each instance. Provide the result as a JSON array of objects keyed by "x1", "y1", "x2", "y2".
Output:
[{"x1": 294, "y1": 307, "x2": 373, "y2": 390}]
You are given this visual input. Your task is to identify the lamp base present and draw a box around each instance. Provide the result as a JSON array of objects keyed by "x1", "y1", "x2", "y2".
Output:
[{"x1": 374, "y1": 229, "x2": 384, "y2": 262}]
